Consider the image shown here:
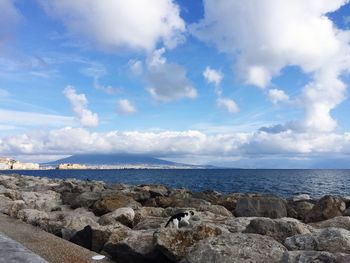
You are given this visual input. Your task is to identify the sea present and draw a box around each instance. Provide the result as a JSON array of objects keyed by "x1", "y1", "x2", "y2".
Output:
[{"x1": 1, "y1": 169, "x2": 350, "y2": 198}]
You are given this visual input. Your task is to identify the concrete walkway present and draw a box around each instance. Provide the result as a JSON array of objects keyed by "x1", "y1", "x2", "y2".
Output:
[
  {"x1": 0, "y1": 213, "x2": 113, "y2": 263},
  {"x1": 0, "y1": 234, "x2": 48, "y2": 263}
]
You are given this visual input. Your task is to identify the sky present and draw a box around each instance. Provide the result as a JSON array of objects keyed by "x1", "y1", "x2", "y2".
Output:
[{"x1": 1, "y1": 0, "x2": 350, "y2": 168}]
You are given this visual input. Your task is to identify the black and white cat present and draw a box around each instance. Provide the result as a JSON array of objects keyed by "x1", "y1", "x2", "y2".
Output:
[{"x1": 165, "y1": 211, "x2": 195, "y2": 228}]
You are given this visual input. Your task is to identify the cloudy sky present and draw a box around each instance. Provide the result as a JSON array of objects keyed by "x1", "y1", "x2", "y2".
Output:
[{"x1": 1, "y1": 0, "x2": 350, "y2": 168}]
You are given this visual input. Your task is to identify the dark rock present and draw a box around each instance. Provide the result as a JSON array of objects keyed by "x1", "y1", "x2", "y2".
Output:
[
  {"x1": 288, "y1": 200, "x2": 315, "y2": 221},
  {"x1": 235, "y1": 196, "x2": 288, "y2": 218},
  {"x1": 93, "y1": 193, "x2": 141, "y2": 216},
  {"x1": 305, "y1": 195, "x2": 346, "y2": 223},
  {"x1": 70, "y1": 225, "x2": 93, "y2": 250},
  {"x1": 244, "y1": 217, "x2": 313, "y2": 243}
]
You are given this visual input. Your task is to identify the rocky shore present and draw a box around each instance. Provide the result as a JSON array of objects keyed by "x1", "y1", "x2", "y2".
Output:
[{"x1": 1, "y1": 174, "x2": 350, "y2": 263}]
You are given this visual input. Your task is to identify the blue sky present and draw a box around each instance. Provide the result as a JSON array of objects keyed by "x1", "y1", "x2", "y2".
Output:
[{"x1": 1, "y1": 0, "x2": 350, "y2": 168}]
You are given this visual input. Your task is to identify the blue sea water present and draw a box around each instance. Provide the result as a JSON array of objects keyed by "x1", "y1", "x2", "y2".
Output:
[{"x1": 1, "y1": 169, "x2": 350, "y2": 198}]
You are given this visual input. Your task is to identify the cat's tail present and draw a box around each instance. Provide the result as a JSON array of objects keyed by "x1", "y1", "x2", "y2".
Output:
[{"x1": 164, "y1": 218, "x2": 171, "y2": 228}]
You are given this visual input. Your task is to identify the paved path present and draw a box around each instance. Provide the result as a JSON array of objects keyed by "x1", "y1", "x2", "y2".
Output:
[
  {"x1": 0, "y1": 213, "x2": 114, "y2": 263},
  {"x1": 0, "y1": 234, "x2": 48, "y2": 263}
]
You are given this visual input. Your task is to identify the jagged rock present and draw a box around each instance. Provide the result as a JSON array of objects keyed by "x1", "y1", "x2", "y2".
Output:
[
  {"x1": 134, "y1": 217, "x2": 167, "y2": 230},
  {"x1": 61, "y1": 208, "x2": 99, "y2": 240},
  {"x1": 155, "y1": 196, "x2": 210, "y2": 209},
  {"x1": 280, "y1": 250, "x2": 350, "y2": 263},
  {"x1": 52, "y1": 179, "x2": 105, "y2": 194},
  {"x1": 289, "y1": 200, "x2": 315, "y2": 221},
  {"x1": 305, "y1": 196, "x2": 346, "y2": 223},
  {"x1": 20, "y1": 190, "x2": 61, "y2": 212},
  {"x1": 185, "y1": 233, "x2": 287, "y2": 263},
  {"x1": 93, "y1": 193, "x2": 141, "y2": 215},
  {"x1": 98, "y1": 207, "x2": 135, "y2": 227},
  {"x1": 244, "y1": 217, "x2": 313, "y2": 243},
  {"x1": 103, "y1": 229, "x2": 169, "y2": 263},
  {"x1": 221, "y1": 217, "x2": 258, "y2": 233},
  {"x1": 155, "y1": 223, "x2": 222, "y2": 261},
  {"x1": 17, "y1": 209, "x2": 50, "y2": 225},
  {"x1": 235, "y1": 196, "x2": 288, "y2": 218},
  {"x1": 140, "y1": 184, "x2": 170, "y2": 197},
  {"x1": 285, "y1": 227, "x2": 350, "y2": 253},
  {"x1": 310, "y1": 216, "x2": 350, "y2": 231},
  {"x1": 134, "y1": 207, "x2": 165, "y2": 225},
  {"x1": 69, "y1": 191, "x2": 102, "y2": 209},
  {"x1": 0, "y1": 195, "x2": 26, "y2": 216}
]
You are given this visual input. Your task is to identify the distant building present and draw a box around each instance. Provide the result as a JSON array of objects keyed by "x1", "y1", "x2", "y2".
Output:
[
  {"x1": 57, "y1": 163, "x2": 87, "y2": 170},
  {"x1": 0, "y1": 157, "x2": 39, "y2": 170}
]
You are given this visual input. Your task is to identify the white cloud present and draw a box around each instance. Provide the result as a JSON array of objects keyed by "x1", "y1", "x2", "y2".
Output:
[
  {"x1": 191, "y1": 0, "x2": 350, "y2": 132},
  {"x1": 128, "y1": 59, "x2": 143, "y2": 76},
  {"x1": 117, "y1": 99, "x2": 137, "y2": 115},
  {"x1": 203, "y1": 67, "x2": 223, "y2": 86},
  {"x1": 2, "y1": 127, "x2": 350, "y2": 159},
  {"x1": 0, "y1": 109, "x2": 74, "y2": 127},
  {"x1": 268, "y1": 89, "x2": 290, "y2": 104},
  {"x1": 146, "y1": 48, "x2": 197, "y2": 101},
  {"x1": 217, "y1": 98, "x2": 239, "y2": 114},
  {"x1": 39, "y1": 0, "x2": 185, "y2": 51},
  {"x1": 63, "y1": 86, "x2": 99, "y2": 127}
]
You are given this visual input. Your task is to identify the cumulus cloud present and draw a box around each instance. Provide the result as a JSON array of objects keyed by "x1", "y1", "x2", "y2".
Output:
[
  {"x1": 2, "y1": 127, "x2": 350, "y2": 159},
  {"x1": 217, "y1": 98, "x2": 239, "y2": 114},
  {"x1": 268, "y1": 89, "x2": 290, "y2": 104},
  {"x1": 39, "y1": 0, "x2": 185, "y2": 51},
  {"x1": 203, "y1": 67, "x2": 223, "y2": 86},
  {"x1": 191, "y1": 0, "x2": 350, "y2": 132},
  {"x1": 146, "y1": 48, "x2": 197, "y2": 101},
  {"x1": 63, "y1": 86, "x2": 99, "y2": 127},
  {"x1": 117, "y1": 99, "x2": 137, "y2": 115}
]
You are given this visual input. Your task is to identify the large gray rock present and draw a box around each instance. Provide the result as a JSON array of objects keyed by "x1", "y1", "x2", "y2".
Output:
[
  {"x1": 305, "y1": 196, "x2": 346, "y2": 223},
  {"x1": 221, "y1": 217, "x2": 258, "y2": 233},
  {"x1": 61, "y1": 208, "x2": 99, "y2": 240},
  {"x1": 103, "y1": 229, "x2": 169, "y2": 263},
  {"x1": 285, "y1": 227, "x2": 350, "y2": 253},
  {"x1": 134, "y1": 217, "x2": 167, "y2": 230},
  {"x1": 20, "y1": 191, "x2": 61, "y2": 212},
  {"x1": 289, "y1": 201, "x2": 315, "y2": 221},
  {"x1": 17, "y1": 209, "x2": 50, "y2": 225},
  {"x1": 93, "y1": 193, "x2": 141, "y2": 215},
  {"x1": 68, "y1": 191, "x2": 102, "y2": 209},
  {"x1": 310, "y1": 216, "x2": 350, "y2": 231},
  {"x1": 185, "y1": 233, "x2": 287, "y2": 263},
  {"x1": 235, "y1": 196, "x2": 288, "y2": 218},
  {"x1": 244, "y1": 217, "x2": 313, "y2": 243},
  {"x1": 281, "y1": 251, "x2": 350, "y2": 263},
  {"x1": 154, "y1": 196, "x2": 210, "y2": 209},
  {"x1": 98, "y1": 207, "x2": 135, "y2": 227},
  {"x1": 0, "y1": 195, "x2": 26, "y2": 217},
  {"x1": 155, "y1": 223, "x2": 222, "y2": 261}
]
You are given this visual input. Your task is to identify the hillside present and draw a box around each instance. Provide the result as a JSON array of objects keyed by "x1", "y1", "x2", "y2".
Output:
[{"x1": 46, "y1": 153, "x2": 186, "y2": 166}]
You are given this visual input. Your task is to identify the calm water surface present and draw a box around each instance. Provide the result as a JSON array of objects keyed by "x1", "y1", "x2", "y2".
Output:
[{"x1": 1, "y1": 169, "x2": 350, "y2": 198}]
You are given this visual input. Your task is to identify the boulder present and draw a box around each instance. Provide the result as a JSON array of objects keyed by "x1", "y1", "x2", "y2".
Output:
[
  {"x1": 0, "y1": 195, "x2": 26, "y2": 216},
  {"x1": 134, "y1": 207, "x2": 165, "y2": 225},
  {"x1": 235, "y1": 196, "x2": 288, "y2": 218},
  {"x1": 17, "y1": 209, "x2": 50, "y2": 225},
  {"x1": 140, "y1": 184, "x2": 169, "y2": 197},
  {"x1": 155, "y1": 196, "x2": 210, "y2": 209},
  {"x1": 292, "y1": 194, "x2": 311, "y2": 202},
  {"x1": 244, "y1": 217, "x2": 313, "y2": 243},
  {"x1": 20, "y1": 190, "x2": 61, "y2": 212},
  {"x1": 185, "y1": 233, "x2": 287, "y2": 263},
  {"x1": 310, "y1": 216, "x2": 350, "y2": 231},
  {"x1": 281, "y1": 251, "x2": 350, "y2": 263},
  {"x1": 221, "y1": 217, "x2": 258, "y2": 233},
  {"x1": 61, "y1": 208, "x2": 99, "y2": 240},
  {"x1": 103, "y1": 229, "x2": 169, "y2": 263},
  {"x1": 98, "y1": 207, "x2": 135, "y2": 227},
  {"x1": 285, "y1": 227, "x2": 350, "y2": 253},
  {"x1": 305, "y1": 196, "x2": 346, "y2": 223},
  {"x1": 69, "y1": 191, "x2": 101, "y2": 209},
  {"x1": 155, "y1": 223, "x2": 222, "y2": 261},
  {"x1": 134, "y1": 217, "x2": 167, "y2": 230},
  {"x1": 93, "y1": 193, "x2": 141, "y2": 215},
  {"x1": 288, "y1": 201, "x2": 315, "y2": 221}
]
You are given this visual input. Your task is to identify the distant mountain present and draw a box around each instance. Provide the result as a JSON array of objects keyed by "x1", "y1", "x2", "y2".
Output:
[{"x1": 45, "y1": 153, "x2": 191, "y2": 167}]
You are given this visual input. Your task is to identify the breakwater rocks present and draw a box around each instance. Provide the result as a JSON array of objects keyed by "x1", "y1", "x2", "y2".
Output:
[{"x1": 1, "y1": 174, "x2": 350, "y2": 263}]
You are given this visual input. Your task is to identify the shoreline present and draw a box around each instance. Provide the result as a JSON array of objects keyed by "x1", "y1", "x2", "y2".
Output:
[{"x1": 1, "y1": 173, "x2": 350, "y2": 262}]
